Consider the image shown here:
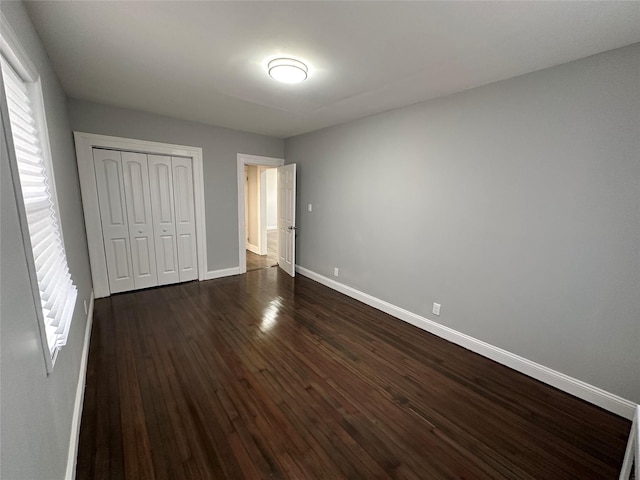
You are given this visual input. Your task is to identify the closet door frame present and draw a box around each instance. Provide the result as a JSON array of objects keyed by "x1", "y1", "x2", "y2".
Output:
[{"x1": 74, "y1": 132, "x2": 207, "y2": 298}]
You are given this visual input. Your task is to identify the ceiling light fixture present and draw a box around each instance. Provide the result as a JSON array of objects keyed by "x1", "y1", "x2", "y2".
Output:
[{"x1": 268, "y1": 58, "x2": 308, "y2": 84}]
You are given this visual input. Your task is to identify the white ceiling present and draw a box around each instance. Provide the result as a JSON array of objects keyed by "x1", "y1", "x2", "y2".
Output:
[{"x1": 24, "y1": 1, "x2": 640, "y2": 138}]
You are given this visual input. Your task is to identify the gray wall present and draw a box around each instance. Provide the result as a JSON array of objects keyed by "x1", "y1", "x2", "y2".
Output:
[
  {"x1": 285, "y1": 44, "x2": 640, "y2": 403},
  {"x1": 67, "y1": 99, "x2": 284, "y2": 271},
  {"x1": 0, "y1": 2, "x2": 93, "y2": 478}
]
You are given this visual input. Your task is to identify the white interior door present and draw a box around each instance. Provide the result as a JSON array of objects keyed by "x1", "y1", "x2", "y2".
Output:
[
  {"x1": 148, "y1": 154, "x2": 180, "y2": 285},
  {"x1": 93, "y1": 149, "x2": 135, "y2": 293},
  {"x1": 277, "y1": 163, "x2": 296, "y2": 277},
  {"x1": 121, "y1": 152, "x2": 158, "y2": 289},
  {"x1": 172, "y1": 157, "x2": 198, "y2": 282}
]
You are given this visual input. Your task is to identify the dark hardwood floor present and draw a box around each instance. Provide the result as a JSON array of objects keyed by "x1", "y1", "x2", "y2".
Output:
[{"x1": 77, "y1": 268, "x2": 631, "y2": 479}]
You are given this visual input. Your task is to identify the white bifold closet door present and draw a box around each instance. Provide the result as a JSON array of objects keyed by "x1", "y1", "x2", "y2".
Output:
[
  {"x1": 172, "y1": 157, "x2": 198, "y2": 282},
  {"x1": 121, "y1": 152, "x2": 158, "y2": 289},
  {"x1": 148, "y1": 155, "x2": 180, "y2": 285},
  {"x1": 94, "y1": 148, "x2": 198, "y2": 293},
  {"x1": 94, "y1": 149, "x2": 135, "y2": 293}
]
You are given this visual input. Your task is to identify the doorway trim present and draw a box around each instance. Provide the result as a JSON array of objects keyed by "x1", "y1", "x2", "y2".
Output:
[
  {"x1": 74, "y1": 132, "x2": 207, "y2": 298},
  {"x1": 237, "y1": 153, "x2": 284, "y2": 274}
]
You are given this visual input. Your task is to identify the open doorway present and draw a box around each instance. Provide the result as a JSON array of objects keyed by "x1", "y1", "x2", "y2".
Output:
[
  {"x1": 245, "y1": 165, "x2": 278, "y2": 271},
  {"x1": 237, "y1": 154, "x2": 285, "y2": 274}
]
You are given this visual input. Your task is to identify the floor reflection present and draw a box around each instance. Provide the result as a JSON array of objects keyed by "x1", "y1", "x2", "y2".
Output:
[{"x1": 260, "y1": 296, "x2": 283, "y2": 333}]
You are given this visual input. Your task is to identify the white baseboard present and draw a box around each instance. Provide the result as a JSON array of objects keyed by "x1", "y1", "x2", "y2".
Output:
[
  {"x1": 295, "y1": 266, "x2": 637, "y2": 420},
  {"x1": 205, "y1": 266, "x2": 241, "y2": 280},
  {"x1": 246, "y1": 243, "x2": 260, "y2": 255},
  {"x1": 65, "y1": 291, "x2": 95, "y2": 480}
]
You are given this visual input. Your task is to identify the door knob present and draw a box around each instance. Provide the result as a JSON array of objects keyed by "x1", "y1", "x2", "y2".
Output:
[
  {"x1": 163, "y1": 228, "x2": 167, "y2": 232},
  {"x1": 287, "y1": 226, "x2": 298, "y2": 230},
  {"x1": 138, "y1": 230, "x2": 143, "y2": 234}
]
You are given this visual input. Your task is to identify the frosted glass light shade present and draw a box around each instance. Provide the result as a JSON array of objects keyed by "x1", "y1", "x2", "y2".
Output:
[{"x1": 268, "y1": 58, "x2": 308, "y2": 84}]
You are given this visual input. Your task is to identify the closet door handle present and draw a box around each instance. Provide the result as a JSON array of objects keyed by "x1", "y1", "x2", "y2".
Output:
[
  {"x1": 138, "y1": 230, "x2": 143, "y2": 234},
  {"x1": 163, "y1": 228, "x2": 167, "y2": 233}
]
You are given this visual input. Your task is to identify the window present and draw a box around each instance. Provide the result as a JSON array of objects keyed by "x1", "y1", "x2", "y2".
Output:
[{"x1": 1, "y1": 48, "x2": 76, "y2": 370}]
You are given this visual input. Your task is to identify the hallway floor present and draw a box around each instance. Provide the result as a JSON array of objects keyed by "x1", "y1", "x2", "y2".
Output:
[{"x1": 246, "y1": 229, "x2": 278, "y2": 271}]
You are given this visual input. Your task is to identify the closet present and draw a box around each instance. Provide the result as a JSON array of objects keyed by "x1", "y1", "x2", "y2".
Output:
[{"x1": 93, "y1": 148, "x2": 198, "y2": 293}]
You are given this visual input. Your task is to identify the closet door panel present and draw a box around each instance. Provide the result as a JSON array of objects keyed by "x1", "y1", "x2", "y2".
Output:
[
  {"x1": 93, "y1": 149, "x2": 134, "y2": 293},
  {"x1": 148, "y1": 155, "x2": 180, "y2": 285},
  {"x1": 122, "y1": 152, "x2": 158, "y2": 289},
  {"x1": 111, "y1": 239, "x2": 131, "y2": 279},
  {"x1": 172, "y1": 157, "x2": 198, "y2": 281}
]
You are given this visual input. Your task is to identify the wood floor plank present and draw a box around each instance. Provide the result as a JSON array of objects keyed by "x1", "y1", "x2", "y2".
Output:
[{"x1": 76, "y1": 268, "x2": 631, "y2": 479}]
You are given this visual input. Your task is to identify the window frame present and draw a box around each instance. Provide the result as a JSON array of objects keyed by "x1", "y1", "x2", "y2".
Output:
[{"x1": 1, "y1": 12, "x2": 73, "y2": 373}]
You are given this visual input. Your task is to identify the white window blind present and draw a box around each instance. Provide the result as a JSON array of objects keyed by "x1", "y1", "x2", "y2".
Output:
[{"x1": 1, "y1": 55, "x2": 77, "y2": 361}]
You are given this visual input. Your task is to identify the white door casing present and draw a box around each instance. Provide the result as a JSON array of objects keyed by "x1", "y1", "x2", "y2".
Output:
[
  {"x1": 277, "y1": 163, "x2": 296, "y2": 277},
  {"x1": 93, "y1": 149, "x2": 135, "y2": 293},
  {"x1": 121, "y1": 151, "x2": 158, "y2": 289},
  {"x1": 172, "y1": 156, "x2": 198, "y2": 282},
  {"x1": 148, "y1": 154, "x2": 180, "y2": 285},
  {"x1": 236, "y1": 154, "x2": 285, "y2": 274}
]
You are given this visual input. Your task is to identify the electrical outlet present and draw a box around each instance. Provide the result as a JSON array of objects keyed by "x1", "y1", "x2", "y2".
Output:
[
  {"x1": 432, "y1": 303, "x2": 441, "y2": 316},
  {"x1": 84, "y1": 300, "x2": 88, "y2": 315},
  {"x1": 308, "y1": 203, "x2": 313, "y2": 212},
  {"x1": 334, "y1": 267, "x2": 339, "y2": 277}
]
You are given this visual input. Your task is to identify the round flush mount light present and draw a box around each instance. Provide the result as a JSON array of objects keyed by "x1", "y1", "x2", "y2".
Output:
[{"x1": 268, "y1": 58, "x2": 308, "y2": 84}]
